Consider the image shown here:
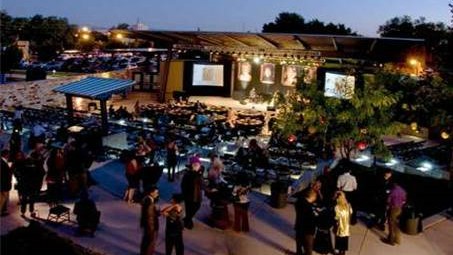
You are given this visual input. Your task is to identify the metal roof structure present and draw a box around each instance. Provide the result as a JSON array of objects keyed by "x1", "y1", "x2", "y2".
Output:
[
  {"x1": 121, "y1": 30, "x2": 426, "y2": 62},
  {"x1": 53, "y1": 77, "x2": 135, "y2": 100}
]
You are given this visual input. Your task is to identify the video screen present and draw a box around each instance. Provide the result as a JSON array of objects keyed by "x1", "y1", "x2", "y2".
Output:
[
  {"x1": 260, "y1": 63, "x2": 275, "y2": 84},
  {"x1": 281, "y1": 65, "x2": 299, "y2": 86},
  {"x1": 192, "y1": 64, "x2": 224, "y2": 86},
  {"x1": 303, "y1": 66, "x2": 317, "y2": 84},
  {"x1": 324, "y1": 72, "x2": 355, "y2": 99},
  {"x1": 237, "y1": 62, "x2": 252, "y2": 82}
]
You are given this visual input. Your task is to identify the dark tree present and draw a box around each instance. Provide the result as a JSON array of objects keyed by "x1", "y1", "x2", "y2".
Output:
[
  {"x1": 115, "y1": 23, "x2": 130, "y2": 30},
  {"x1": 0, "y1": 46, "x2": 22, "y2": 73},
  {"x1": 378, "y1": 16, "x2": 452, "y2": 68},
  {"x1": 262, "y1": 12, "x2": 357, "y2": 35},
  {"x1": 1, "y1": 12, "x2": 77, "y2": 61},
  {"x1": 262, "y1": 13, "x2": 306, "y2": 33}
]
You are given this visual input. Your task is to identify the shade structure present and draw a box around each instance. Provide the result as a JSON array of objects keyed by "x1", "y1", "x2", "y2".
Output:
[
  {"x1": 119, "y1": 30, "x2": 425, "y2": 62},
  {"x1": 53, "y1": 77, "x2": 135, "y2": 100},
  {"x1": 53, "y1": 77, "x2": 135, "y2": 134}
]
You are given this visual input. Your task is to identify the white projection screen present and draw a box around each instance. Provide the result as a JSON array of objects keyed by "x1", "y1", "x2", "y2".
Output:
[
  {"x1": 324, "y1": 72, "x2": 355, "y2": 99},
  {"x1": 192, "y1": 64, "x2": 224, "y2": 87}
]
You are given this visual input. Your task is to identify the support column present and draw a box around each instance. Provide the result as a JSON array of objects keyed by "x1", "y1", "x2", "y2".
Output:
[
  {"x1": 100, "y1": 99, "x2": 108, "y2": 135},
  {"x1": 159, "y1": 48, "x2": 173, "y2": 103},
  {"x1": 65, "y1": 94, "x2": 74, "y2": 125}
]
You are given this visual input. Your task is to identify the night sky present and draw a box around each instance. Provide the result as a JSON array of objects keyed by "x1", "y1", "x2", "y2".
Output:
[{"x1": 2, "y1": 0, "x2": 451, "y2": 36}]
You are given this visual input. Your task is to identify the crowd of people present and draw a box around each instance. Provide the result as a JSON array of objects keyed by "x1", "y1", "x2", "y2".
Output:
[
  {"x1": 293, "y1": 166, "x2": 407, "y2": 255},
  {"x1": 1, "y1": 105, "x2": 410, "y2": 255}
]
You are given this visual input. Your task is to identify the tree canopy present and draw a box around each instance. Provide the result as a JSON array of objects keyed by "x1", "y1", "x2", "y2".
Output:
[
  {"x1": 378, "y1": 16, "x2": 452, "y2": 69},
  {"x1": 275, "y1": 70, "x2": 403, "y2": 160},
  {"x1": 0, "y1": 11, "x2": 77, "y2": 61},
  {"x1": 262, "y1": 12, "x2": 357, "y2": 35}
]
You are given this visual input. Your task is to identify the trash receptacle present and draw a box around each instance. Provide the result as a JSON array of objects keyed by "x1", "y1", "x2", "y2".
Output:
[
  {"x1": 401, "y1": 205, "x2": 421, "y2": 235},
  {"x1": 270, "y1": 181, "x2": 288, "y2": 208}
]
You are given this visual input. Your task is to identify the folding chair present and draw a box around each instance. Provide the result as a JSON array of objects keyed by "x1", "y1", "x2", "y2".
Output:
[{"x1": 47, "y1": 205, "x2": 71, "y2": 224}]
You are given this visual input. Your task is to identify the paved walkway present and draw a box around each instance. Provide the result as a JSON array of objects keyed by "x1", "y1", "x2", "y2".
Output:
[{"x1": 1, "y1": 159, "x2": 452, "y2": 255}]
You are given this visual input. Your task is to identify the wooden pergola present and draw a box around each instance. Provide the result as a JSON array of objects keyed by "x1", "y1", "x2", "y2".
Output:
[{"x1": 53, "y1": 77, "x2": 135, "y2": 134}]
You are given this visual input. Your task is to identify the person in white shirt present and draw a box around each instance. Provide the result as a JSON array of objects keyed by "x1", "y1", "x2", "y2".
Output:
[
  {"x1": 30, "y1": 122, "x2": 47, "y2": 147},
  {"x1": 13, "y1": 106, "x2": 24, "y2": 132},
  {"x1": 337, "y1": 169, "x2": 358, "y2": 224}
]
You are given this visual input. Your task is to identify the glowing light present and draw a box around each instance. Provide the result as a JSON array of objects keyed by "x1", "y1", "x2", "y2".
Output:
[
  {"x1": 410, "y1": 122, "x2": 418, "y2": 131},
  {"x1": 199, "y1": 157, "x2": 211, "y2": 163},
  {"x1": 118, "y1": 119, "x2": 126, "y2": 125},
  {"x1": 81, "y1": 26, "x2": 90, "y2": 32},
  {"x1": 409, "y1": 58, "x2": 418, "y2": 66},
  {"x1": 74, "y1": 97, "x2": 83, "y2": 109},
  {"x1": 253, "y1": 57, "x2": 261, "y2": 64},
  {"x1": 115, "y1": 33, "x2": 124, "y2": 39},
  {"x1": 81, "y1": 33, "x2": 90, "y2": 40},
  {"x1": 354, "y1": 155, "x2": 370, "y2": 162},
  {"x1": 441, "y1": 131, "x2": 450, "y2": 140},
  {"x1": 385, "y1": 158, "x2": 399, "y2": 166},
  {"x1": 417, "y1": 161, "x2": 433, "y2": 172}
]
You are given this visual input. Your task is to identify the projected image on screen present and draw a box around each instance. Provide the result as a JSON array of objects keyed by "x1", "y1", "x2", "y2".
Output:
[
  {"x1": 324, "y1": 72, "x2": 355, "y2": 99},
  {"x1": 260, "y1": 63, "x2": 275, "y2": 84},
  {"x1": 192, "y1": 64, "x2": 224, "y2": 86},
  {"x1": 238, "y1": 62, "x2": 252, "y2": 82},
  {"x1": 281, "y1": 65, "x2": 298, "y2": 86}
]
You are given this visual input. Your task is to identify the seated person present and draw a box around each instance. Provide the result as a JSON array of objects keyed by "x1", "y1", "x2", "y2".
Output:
[
  {"x1": 236, "y1": 139, "x2": 268, "y2": 170},
  {"x1": 73, "y1": 190, "x2": 100, "y2": 237},
  {"x1": 108, "y1": 104, "x2": 115, "y2": 118},
  {"x1": 195, "y1": 111, "x2": 211, "y2": 126},
  {"x1": 226, "y1": 108, "x2": 237, "y2": 128}
]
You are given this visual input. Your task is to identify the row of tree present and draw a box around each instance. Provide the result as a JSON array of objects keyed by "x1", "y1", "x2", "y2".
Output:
[
  {"x1": 275, "y1": 69, "x2": 453, "y2": 160},
  {"x1": 262, "y1": 12, "x2": 357, "y2": 35},
  {"x1": 263, "y1": 12, "x2": 453, "y2": 70},
  {"x1": 1, "y1": 10, "x2": 452, "y2": 71},
  {"x1": 0, "y1": 11, "x2": 136, "y2": 69},
  {"x1": 1, "y1": 12, "x2": 77, "y2": 61}
]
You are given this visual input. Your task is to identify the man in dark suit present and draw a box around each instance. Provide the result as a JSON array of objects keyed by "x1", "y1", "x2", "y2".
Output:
[
  {"x1": 140, "y1": 186, "x2": 160, "y2": 255},
  {"x1": 1, "y1": 149, "x2": 12, "y2": 216},
  {"x1": 295, "y1": 189, "x2": 317, "y2": 255},
  {"x1": 181, "y1": 156, "x2": 203, "y2": 229}
]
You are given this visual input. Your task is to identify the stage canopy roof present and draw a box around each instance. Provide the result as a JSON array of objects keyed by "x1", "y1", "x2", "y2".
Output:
[
  {"x1": 53, "y1": 77, "x2": 135, "y2": 100},
  {"x1": 121, "y1": 30, "x2": 425, "y2": 62}
]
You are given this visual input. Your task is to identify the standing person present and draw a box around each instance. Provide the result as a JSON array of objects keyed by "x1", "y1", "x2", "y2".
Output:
[
  {"x1": 19, "y1": 152, "x2": 45, "y2": 217},
  {"x1": 122, "y1": 150, "x2": 141, "y2": 204},
  {"x1": 384, "y1": 183, "x2": 407, "y2": 245},
  {"x1": 9, "y1": 129, "x2": 22, "y2": 160},
  {"x1": 161, "y1": 193, "x2": 185, "y2": 255},
  {"x1": 166, "y1": 139, "x2": 178, "y2": 182},
  {"x1": 334, "y1": 191, "x2": 352, "y2": 255},
  {"x1": 66, "y1": 141, "x2": 87, "y2": 197},
  {"x1": 232, "y1": 174, "x2": 250, "y2": 232},
  {"x1": 13, "y1": 105, "x2": 24, "y2": 133},
  {"x1": 314, "y1": 206, "x2": 334, "y2": 255},
  {"x1": 337, "y1": 168, "x2": 358, "y2": 224},
  {"x1": 140, "y1": 187, "x2": 160, "y2": 255},
  {"x1": 30, "y1": 122, "x2": 46, "y2": 148},
  {"x1": 294, "y1": 190, "x2": 317, "y2": 255},
  {"x1": 74, "y1": 190, "x2": 100, "y2": 237},
  {"x1": 374, "y1": 169, "x2": 393, "y2": 230},
  {"x1": 12, "y1": 151, "x2": 27, "y2": 204},
  {"x1": 46, "y1": 148, "x2": 66, "y2": 206},
  {"x1": 0, "y1": 150, "x2": 12, "y2": 216},
  {"x1": 181, "y1": 156, "x2": 203, "y2": 229}
]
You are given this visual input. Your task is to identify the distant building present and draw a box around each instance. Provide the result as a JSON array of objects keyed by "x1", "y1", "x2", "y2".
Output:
[
  {"x1": 131, "y1": 22, "x2": 148, "y2": 31},
  {"x1": 16, "y1": 40, "x2": 30, "y2": 60}
]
